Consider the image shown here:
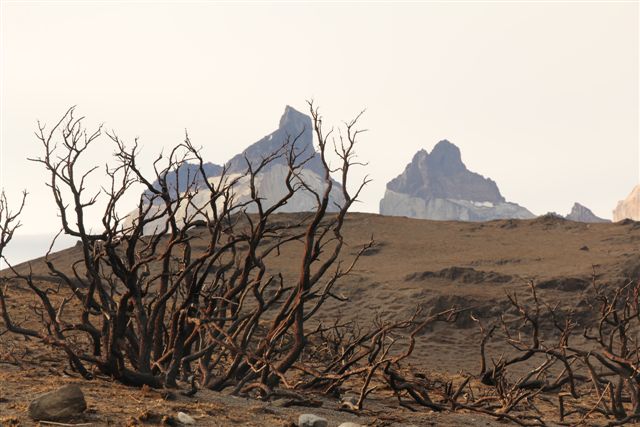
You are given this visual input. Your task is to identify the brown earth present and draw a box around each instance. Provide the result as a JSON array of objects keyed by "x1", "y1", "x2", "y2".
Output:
[{"x1": 1, "y1": 213, "x2": 639, "y2": 426}]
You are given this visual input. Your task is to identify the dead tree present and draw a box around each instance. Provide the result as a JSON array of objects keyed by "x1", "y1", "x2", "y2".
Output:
[
  {"x1": 469, "y1": 278, "x2": 640, "y2": 425},
  {"x1": 0, "y1": 189, "x2": 27, "y2": 334},
  {"x1": 0, "y1": 190, "x2": 27, "y2": 260},
  {"x1": 0, "y1": 102, "x2": 372, "y2": 392}
]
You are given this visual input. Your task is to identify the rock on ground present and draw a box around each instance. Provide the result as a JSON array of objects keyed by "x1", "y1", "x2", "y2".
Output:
[
  {"x1": 340, "y1": 395, "x2": 359, "y2": 411},
  {"x1": 177, "y1": 411, "x2": 196, "y2": 424},
  {"x1": 28, "y1": 384, "x2": 87, "y2": 421},
  {"x1": 299, "y1": 413, "x2": 328, "y2": 427}
]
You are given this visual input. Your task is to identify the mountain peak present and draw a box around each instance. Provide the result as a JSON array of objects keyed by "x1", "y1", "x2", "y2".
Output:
[
  {"x1": 431, "y1": 139, "x2": 458, "y2": 153},
  {"x1": 279, "y1": 105, "x2": 309, "y2": 133},
  {"x1": 566, "y1": 202, "x2": 610, "y2": 223},
  {"x1": 412, "y1": 148, "x2": 429, "y2": 159},
  {"x1": 428, "y1": 139, "x2": 464, "y2": 173},
  {"x1": 226, "y1": 105, "x2": 318, "y2": 175},
  {"x1": 380, "y1": 139, "x2": 534, "y2": 221},
  {"x1": 387, "y1": 140, "x2": 504, "y2": 204},
  {"x1": 613, "y1": 185, "x2": 640, "y2": 221}
]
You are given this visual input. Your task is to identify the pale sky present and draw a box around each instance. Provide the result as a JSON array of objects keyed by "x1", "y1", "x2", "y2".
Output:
[{"x1": 1, "y1": 1, "x2": 638, "y2": 240}]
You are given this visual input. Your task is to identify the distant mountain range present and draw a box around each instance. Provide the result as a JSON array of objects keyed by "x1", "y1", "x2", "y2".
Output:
[
  {"x1": 146, "y1": 106, "x2": 331, "y2": 201},
  {"x1": 136, "y1": 106, "x2": 344, "y2": 232},
  {"x1": 139, "y1": 106, "x2": 634, "y2": 225}
]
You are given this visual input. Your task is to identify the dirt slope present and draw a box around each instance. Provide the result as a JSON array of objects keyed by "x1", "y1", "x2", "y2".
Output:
[{"x1": 1, "y1": 213, "x2": 638, "y2": 426}]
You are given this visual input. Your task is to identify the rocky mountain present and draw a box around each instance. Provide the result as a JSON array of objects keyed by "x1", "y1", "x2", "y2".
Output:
[
  {"x1": 613, "y1": 185, "x2": 640, "y2": 221},
  {"x1": 137, "y1": 106, "x2": 344, "y2": 232},
  {"x1": 144, "y1": 162, "x2": 223, "y2": 199},
  {"x1": 565, "y1": 203, "x2": 609, "y2": 223},
  {"x1": 379, "y1": 140, "x2": 534, "y2": 221},
  {"x1": 225, "y1": 106, "x2": 326, "y2": 177}
]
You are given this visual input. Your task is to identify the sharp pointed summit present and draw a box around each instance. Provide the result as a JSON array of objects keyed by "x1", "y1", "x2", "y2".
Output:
[
  {"x1": 226, "y1": 105, "x2": 323, "y2": 176},
  {"x1": 138, "y1": 105, "x2": 344, "y2": 232},
  {"x1": 279, "y1": 105, "x2": 309, "y2": 132}
]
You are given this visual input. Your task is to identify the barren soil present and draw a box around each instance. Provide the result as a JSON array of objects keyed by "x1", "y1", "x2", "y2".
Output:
[{"x1": 1, "y1": 213, "x2": 639, "y2": 426}]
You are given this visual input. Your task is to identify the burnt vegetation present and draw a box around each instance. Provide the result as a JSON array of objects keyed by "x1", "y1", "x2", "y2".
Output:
[{"x1": 0, "y1": 105, "x2": 639, "y2": 426}]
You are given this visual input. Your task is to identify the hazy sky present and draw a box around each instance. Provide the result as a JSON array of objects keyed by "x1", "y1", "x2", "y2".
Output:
[{"x1": 1, "y1": 1, "x2": 638, "y2": 242}]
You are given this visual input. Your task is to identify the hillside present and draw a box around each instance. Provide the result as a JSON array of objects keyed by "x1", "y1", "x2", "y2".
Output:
[{"x1": 1, "y1": 213, "x2": 639, "y2": 426}]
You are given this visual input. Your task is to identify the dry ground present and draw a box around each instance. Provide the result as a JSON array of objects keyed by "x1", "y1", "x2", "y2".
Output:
[{"x1": 1, "y1": 213, "x2": 638, "y2": 426}]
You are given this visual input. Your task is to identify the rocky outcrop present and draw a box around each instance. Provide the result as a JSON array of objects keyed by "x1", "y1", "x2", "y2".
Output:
[
  {"x1": 405, "y1": 266, "x2": 513, "y2": 284},
  {"x1": 134, "y1": 106, "x2": 344, "y2": 233},
  {"x1": 380, "y1": 140, "x2": 534, "y2": 221},
  {"x1": 537, "y1": 277, "x2": 590, "y2": 292},
  {"x1": 613, "y1": 185, "x2": 640, "y2": 221},
  {"x1": 565, "y1": 203, "x2": 609, "y2": 223}
]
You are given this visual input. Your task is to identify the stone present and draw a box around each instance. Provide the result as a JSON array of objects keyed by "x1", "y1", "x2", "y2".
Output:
[
  {"x1": 613, "y1": 185, "x2": 640, "y2": 221},
  {"x1": 338, "y1": 423, "x2": 365, "y2": 427},
  {"x1": 340, "y1": 395, "x2": 359, "y2": 410},
  {"x1": 298, "y1": 413, "x2": 328, "y2": 427},
  {"x1": 380, "y1": 140, "x2": 534, "y2": 221},
  {"x1": 177, "y1": 411, "x2": 196, "y2": 425},
  {"x1": 28, "y1": 384, "x2": 87, "y2": 421}
]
